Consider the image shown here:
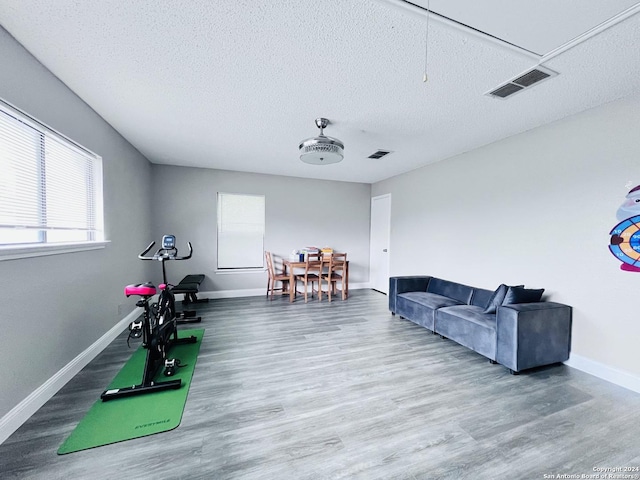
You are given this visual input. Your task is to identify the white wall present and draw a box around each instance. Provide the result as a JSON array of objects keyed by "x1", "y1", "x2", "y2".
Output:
[
  {"x1": 150, "y1": 165, "x2": 372, "y2": 294},
  {"x1": 0, "y1": 27, "x2": 153, "y2": 419},
  {"x1": 373, "y1": 93, "x2": 640, "y2": 380}
]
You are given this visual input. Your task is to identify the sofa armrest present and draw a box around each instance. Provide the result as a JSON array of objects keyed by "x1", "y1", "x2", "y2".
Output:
[
  {"x1": 389, "y1": 276, "x2": 432, "y2": 312},
  {"x1": 496, "y1": 302, "x2": 572, "y2": 372}
]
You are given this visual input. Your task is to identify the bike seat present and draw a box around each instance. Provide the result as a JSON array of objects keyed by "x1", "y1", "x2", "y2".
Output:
[{"x1": 124, "y1": 283, "x2": 157, "y2": 297}]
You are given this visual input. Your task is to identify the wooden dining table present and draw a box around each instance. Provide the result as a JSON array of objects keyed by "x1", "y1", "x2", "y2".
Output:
[{"x1": 283, "y1": 257, "x2": 349, "y2": 303}]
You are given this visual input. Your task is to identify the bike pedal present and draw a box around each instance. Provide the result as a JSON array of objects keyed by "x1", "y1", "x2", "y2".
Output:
[
  {"x1": 164, "y1": 358, "x2": 180, "y2": 368},
  {"x1": 129, "y1": 320, "x2": 143, "y2": 338}
]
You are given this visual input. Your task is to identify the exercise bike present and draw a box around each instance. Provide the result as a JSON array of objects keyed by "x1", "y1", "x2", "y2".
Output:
[
  {"x1": 150, "y1": 234, "x2": 202, "y2": 324},
  {"x1": 100, "y1": 236, "x2": 198, "y2": 402}
]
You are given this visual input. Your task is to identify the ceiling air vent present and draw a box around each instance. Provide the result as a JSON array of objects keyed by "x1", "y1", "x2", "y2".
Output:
[
  {"x1": 368, "y1": 150, "x2": 392, "y2": 159},
  {"x1": 486, "y1": 66, "x2": 558, "y2": 100},
  {"x1": 512, "y1": 68, "x2": 551, "y2": 87},
  {"x1": 490, "y1": 83, "x2": 523, "y2": 98}
]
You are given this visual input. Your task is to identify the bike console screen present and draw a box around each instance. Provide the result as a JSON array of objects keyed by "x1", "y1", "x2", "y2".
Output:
[{"x1": 162, "y1": 235, "x2": 176, "y2": 249}]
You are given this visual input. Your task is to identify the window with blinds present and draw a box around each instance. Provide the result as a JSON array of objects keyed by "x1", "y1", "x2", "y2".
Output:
[
  {"x1": 217, "y1": 192, "x2": 265, "y2": 269},
  {"x1": 0, "y1": 100, "x2": 104, "y2": 246}
]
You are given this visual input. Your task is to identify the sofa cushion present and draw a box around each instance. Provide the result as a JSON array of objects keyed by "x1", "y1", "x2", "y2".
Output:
[
  {"x1": 471, "y1": 288, "x2": 494, "y2": 308},
  {"x1": 435, "y1": 305, "x2": 498, "y2": 360},
  {"x1": 503, "y1": 286, "x2": 545, "y2": 305},
  {"x1": 398, "y1": 292, "x2": 463, "y2": 310},
  {"x1": 427, "y1": 278, "x2": 473, "y2": 304},
  {"x1": 396, "y1": 292, "x2": 464, "y2": 331}
]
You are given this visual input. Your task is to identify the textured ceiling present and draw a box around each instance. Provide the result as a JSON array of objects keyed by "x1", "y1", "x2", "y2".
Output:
[
  {"x1": 412, "y1": 0, "x2": 640, "y2": 54},
  {"x1": 0, "y1": 0, "x2": 639, "y2": 184}
]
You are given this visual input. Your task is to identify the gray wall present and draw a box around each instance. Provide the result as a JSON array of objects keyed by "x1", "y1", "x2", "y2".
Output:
[
  {"x1": 0, "y1": 27, "x2": 153, "y2": 417},
  {"x1": 373, "y1": 93, "x2": 640, "y2": 377},
  {"x1": 150, "y1": 165, "x2": 371, "y2": 292}
]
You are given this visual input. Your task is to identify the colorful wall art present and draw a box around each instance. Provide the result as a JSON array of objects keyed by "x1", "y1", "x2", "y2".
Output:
[{"x1": 609, "y1": 184, "x2": 640, "y2": 272}]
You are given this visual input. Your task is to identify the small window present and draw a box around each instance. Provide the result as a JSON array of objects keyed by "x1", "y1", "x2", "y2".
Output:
[
  {"x1": 217, "y1": 192, "x2": 265, "y2": 269},
  {"x1": 0, "y1": 100, "x2": 104, "y2": 247}
]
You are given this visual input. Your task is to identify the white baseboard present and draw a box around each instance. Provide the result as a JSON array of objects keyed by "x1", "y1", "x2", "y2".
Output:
[
  {"x1": 201, "y1": 288, "x2": 264, "y2": 299},
  {"x1": 350, "y1": 282, "x2": 374, "y2": 290},
  {"x1": 565, "y1": 353, "x2": 640, "y2": 394},
  {"x1": 197, "y1": 283, "x2": 373, "y2": 300},
  {"x1": 0, "y1": 308, "x2": 140, "y2": 445}
]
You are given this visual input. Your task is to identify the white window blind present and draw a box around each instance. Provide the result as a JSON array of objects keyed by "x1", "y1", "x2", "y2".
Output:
[
  {"x1": 0, "y1": 100, "x2": 104, "y2": 246},
  {"x1": 217, "y1": 192, "x2": 265, "y2": 269}
]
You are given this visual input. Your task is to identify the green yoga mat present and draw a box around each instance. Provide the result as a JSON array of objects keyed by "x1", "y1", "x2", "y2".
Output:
[{"x1": 58, "y1": 328, "x2": 204, "y2": 454}]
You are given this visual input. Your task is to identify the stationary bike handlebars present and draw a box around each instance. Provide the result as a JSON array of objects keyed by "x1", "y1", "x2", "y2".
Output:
[{"x1": 138, "y1": 235, "x2": 193, "y2": 261}]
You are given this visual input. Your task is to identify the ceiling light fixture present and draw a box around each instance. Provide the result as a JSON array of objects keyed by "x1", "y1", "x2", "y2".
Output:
[{"x1": 299, "y1": 118, "x2": 344, "y2": 165}]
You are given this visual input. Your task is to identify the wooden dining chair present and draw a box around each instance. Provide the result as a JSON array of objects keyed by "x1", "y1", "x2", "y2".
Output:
[
  {"x1": 265, "y1": 251, "x2": 291, "y2": 300},
  {"x1": 319, "y1": 252, "x2": 347, "y2": 302},
  {"x1": 295, "y1": 256, "x2": 320, "y2": 303}
]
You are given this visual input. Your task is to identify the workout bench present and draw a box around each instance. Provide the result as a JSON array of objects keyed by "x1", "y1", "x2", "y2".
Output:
[
  {"x1": 173, "y1": 274, "x2": 207, "y2": 304},
  {"x1": 173, "y1": 274, "x2": 208, "y2": 323}
]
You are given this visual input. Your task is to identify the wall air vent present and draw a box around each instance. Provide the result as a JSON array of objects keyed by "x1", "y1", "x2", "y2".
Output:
[
  {"x1": 368, "y1": 150, "x2": 392, "y2": 159},
  {"x1": 486, "y1": 66, "x2": 558, "y2": 99}
]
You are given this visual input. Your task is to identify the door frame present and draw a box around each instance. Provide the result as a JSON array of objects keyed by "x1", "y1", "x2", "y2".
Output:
[{"x1": 369, "y1": 193, "x2": 391, "y2": 294}]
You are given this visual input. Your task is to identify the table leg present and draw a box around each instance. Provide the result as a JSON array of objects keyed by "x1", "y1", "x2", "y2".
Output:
[
  {"x1": 345, "y1": 262, "x2": 349, "y2": 299},
  {"x1": 289, "y1": 269, "x2": 295, "y2": 303}
]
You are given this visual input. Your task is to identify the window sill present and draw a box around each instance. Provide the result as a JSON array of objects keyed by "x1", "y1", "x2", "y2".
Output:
[{"x1": 0, "y1": 241, "x2": 110, "y2": 262}]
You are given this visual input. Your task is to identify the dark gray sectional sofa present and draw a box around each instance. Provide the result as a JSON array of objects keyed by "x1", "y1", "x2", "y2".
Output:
[{"x1": 389, "y1": 276, "x2": 572, "y2": 374}]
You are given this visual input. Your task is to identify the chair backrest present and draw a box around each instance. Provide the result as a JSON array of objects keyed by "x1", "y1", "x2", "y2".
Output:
[
  {"x1": 320, "y1": 252, "x2": 345, "y2": 276},
  {"x1": 330, "y1": 252, "x2": 346, "y2": 274},
  {"x1": 331, "y1": 252, "x2": 346, "y2": 262},
  {"x1": 265, "y1": 251, "x2": 275, "y2": 278},
  {"x1": 301, "y1": 257, "x2": 321, "y2": 276}
]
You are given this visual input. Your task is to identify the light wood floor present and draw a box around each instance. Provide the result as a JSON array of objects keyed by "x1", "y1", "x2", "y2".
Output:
[{"x1": 2, "y1": 289, "x2": 640, "y2": 479}]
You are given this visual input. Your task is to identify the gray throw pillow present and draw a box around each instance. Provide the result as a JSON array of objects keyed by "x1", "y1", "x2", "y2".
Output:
[
  {"x1": 502, "y1": 286, "x2": 545, "y2": 305},
  {"x1": 483, "y1": 284, "x2": 509, "y2": 314},
  {"x1": 484, "y1": 284, "x2": 525, "y2": 314}
]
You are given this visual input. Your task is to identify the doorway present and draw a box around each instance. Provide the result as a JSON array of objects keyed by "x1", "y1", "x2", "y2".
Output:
[{"x1": 369, "y1": 194, "x2": 391, "y2": 294}]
